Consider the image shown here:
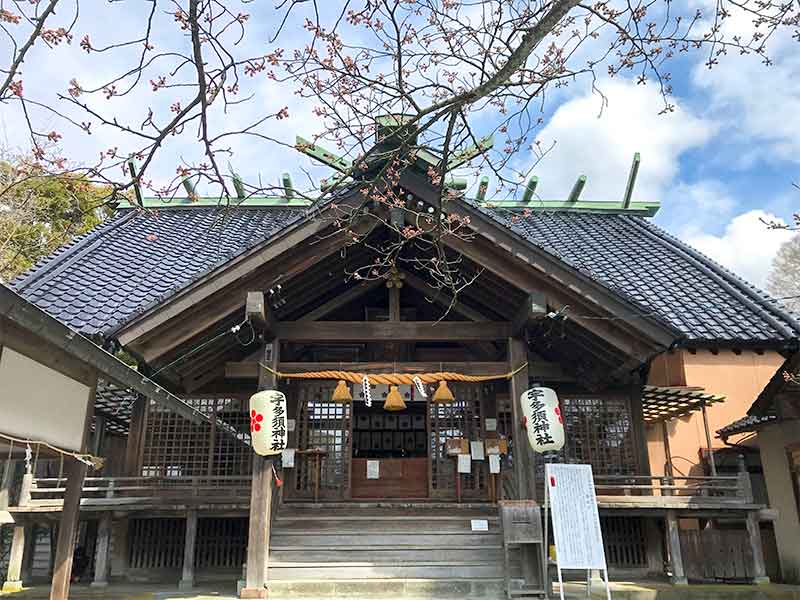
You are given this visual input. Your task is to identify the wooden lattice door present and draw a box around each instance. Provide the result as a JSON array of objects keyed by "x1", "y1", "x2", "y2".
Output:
[
  {"x1": 292, "y1": 381, "x2": 352, "y2": 501},
  {"x1": 429, "y1": 383, "x2": 488, "y2": 500}
]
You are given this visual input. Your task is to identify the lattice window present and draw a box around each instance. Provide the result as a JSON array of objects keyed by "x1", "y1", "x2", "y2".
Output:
[
  {"x1": 129, "y1": 518, "x2": 185, "y2": 569},
  {"x1": 294, "y1": 382, "x2": 350, "y2": 499},
  {"x1": 429, "y1": 383, "x2": 486, "y2": 498},
  {"x1": 196, "y1": 518, "x2": 247, "y2": 569},
  {"x1": 601, "y1": 516, "x2": 647, "y2": 568},
  {"x1": 542, "y1": 395, "x2": 636, "y2": 476},
  {"x1": 141, "y1": 397, "x2": 251, "y2": 477}
]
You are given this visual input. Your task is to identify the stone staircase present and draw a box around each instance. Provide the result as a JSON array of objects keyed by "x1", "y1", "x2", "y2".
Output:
[{"x1": 266, "y1": 502, "x2": 507, "y2": 599}]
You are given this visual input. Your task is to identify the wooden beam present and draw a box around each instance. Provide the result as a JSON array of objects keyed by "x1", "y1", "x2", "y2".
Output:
[
  {"x1": 389, "y1": 285, "x2": 401, "y2": 322},
  {"x1": 246, "y1": 291, "x2": 274, "y2": 337},
  {"x1": 299, "y1": 279, "x2": 384, "y2": 322},
  {"x1": 243, "y1": 341, "x2": 279, "y2": 599},
  {"x1": 90, "y1": 513, "x2": 112, "y2": 588},
  {"x1": 50, "y1": 458, "x2": 89, "y2": 600},
  {"x1": 511, "y1": 292, "x2": 548, "y2": 335},
  {"x1": 275, "y1": 321, "x2": 511, "y2": 342},
  {"x1": 179, "y1": 510, "x2": 198, "y2": 590},
  {"x1": 509, "y1": 338, "x2": 536, "y2": 501},
  {"x1": 227, "y1": 360, "x2": 512, "y2": 379},
  {"x1": 401, "y1": 271, "x2": 487, "y2": 322}
]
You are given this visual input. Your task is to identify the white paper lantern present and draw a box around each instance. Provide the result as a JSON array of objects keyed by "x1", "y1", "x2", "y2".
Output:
[
  {"x1": 519, "y1": 387, "x2": 565, "y2": 453},
  {"x1": 249, "y1": 390, "x2": 288, "y2": 456}
]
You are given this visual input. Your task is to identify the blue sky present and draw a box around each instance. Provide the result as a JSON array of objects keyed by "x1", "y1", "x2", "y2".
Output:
[{"x1": 0, "y1": 0, "x2": 797, "y2": 288}]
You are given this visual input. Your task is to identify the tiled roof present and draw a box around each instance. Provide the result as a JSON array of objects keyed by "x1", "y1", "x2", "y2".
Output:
[
  {"x1": 12, "y1": 207, "x2": 304, "y2": 336},
  {"x1": 476, "y1": 205, "x2": 800, "y2": 345},
  {"x1": 717, "y1": 414, "x2": 778, "y2": 438},
  {"x1": 11, "y1": 200, "x2": 800, "y2": 346}
]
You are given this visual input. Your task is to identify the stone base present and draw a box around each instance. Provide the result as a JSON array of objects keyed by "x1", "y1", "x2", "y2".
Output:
[
  {"x1": 670, "y1": 576, "x2": 689, "y2": 585},
  {"x1": 89, "y1": 581, "x2": 109, "y2": 588},
  {"x1": 178, "y1": 579, "x2": 195, "y2": 591},
  {"x1": 753, "y1": 576, "x2": 771, "y2": 585},
  {"x1": 239, "y1": 587, "x2": 268, "y2": 599},
  {"x1": 2, "y1": 580, "x2": 23, "y2": 593}
]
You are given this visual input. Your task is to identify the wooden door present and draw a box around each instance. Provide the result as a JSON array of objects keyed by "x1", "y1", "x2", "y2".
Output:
[
  {"x1": 428, "y1": 383, "x2": 488, "y2": 500},
  {"x1": 291, "y1": 382, "x2": 352, "y2": 501}
]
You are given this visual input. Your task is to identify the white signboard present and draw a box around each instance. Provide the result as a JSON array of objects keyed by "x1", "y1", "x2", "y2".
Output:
[
  {"x1": 546, "y1": 463, "x2": 607, "y2": 570},
  {"x1": 281, "y1": 448, "x2": 295, "y2": 468},
  {"x1": 470, "y1": 441, "x2": 485, "y2": 461},
  {"x1": 470, "y1": 519, "x2": 489, "y2": 532},
  {"x1": 489, "y1": 454, "x2": 501, "y2": 474},
  {"x1": 457, "y1": 453, "x2": 471, "y2": 474},
  {"x1": 367, "y1": 460, "x2": 380, "y2": 479},
  {"x1": 0, "y1": 347, "x2": 91, "y2": 452}
]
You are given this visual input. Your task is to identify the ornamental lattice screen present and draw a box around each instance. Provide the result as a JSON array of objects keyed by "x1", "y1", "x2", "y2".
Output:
[
  {"x1": 293, "y1": 381, "x2": 352, "y2": 500},
  {"x1": 141, "y1": 397, "x2": 252, "y2": 477},
  {"x1": 429, "y1": 383, "x2": 487, "y2": 499}
]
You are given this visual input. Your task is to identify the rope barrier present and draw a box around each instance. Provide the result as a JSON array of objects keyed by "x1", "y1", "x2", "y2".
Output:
[
  {"x1": 258, "y1": 362, "x2": 528, "y2": 385},
  {"x1": 0, "y1": 432, "x2": 105, "y2": 470}
]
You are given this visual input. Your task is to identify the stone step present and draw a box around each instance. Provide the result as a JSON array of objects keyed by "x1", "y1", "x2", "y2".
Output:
[
  {"x1": 278, "y1": 507, "x2": 497, "y2": 521},
  {"x1": 265, "y1": 578, "x2": 506, "y2": 599},
  {"x1": 273, "y1": 519, "x2": 499, "y2": 535}
]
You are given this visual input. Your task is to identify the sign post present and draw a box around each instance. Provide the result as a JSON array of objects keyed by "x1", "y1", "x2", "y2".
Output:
[{"x1": 544, "y1": 463, "x2": 611, "y2": 600}]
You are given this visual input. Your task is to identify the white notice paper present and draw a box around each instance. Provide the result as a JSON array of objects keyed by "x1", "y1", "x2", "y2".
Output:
[
  {"x1": 546, "y1": 463, "x2": 607, "y2": 570},
  {"x1": 457, "y1": 453, "x2": 471, "y2": 474},
  {"x1": 287, "y1": 419, "x2": 296, "y2": 432},
  {"x1": 471, "y1": 519, "x2": 489, "y2": 532},
  {"x1": 470, "y1": 441, "x2": 485, "y2": 461},
  {"x1": 281, "y1": 448, "x2": 295, "y2": 468},
  {"x1": 485, "y1": 418, "x2": 497, "y2": 432},
  {"x1": 489, "y1": 454, "x2": 501, "y2": 474},
  {"x1": 367, "y1": 460, "x2": 380, "y2": 479}
]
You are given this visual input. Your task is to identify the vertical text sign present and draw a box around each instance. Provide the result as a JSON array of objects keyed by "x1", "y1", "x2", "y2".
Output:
[{"x1": 546, "y1": 463, "x2": 607, "y2": 570}]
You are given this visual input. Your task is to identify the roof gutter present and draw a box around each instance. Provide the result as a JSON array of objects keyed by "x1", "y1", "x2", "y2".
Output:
[{"x1": 0, "y1": 284, "x2": 210, "y2": 427}]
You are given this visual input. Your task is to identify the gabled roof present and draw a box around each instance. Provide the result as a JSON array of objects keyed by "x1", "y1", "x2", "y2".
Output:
[
  {"x1": 477, "y1": 204, "x2": 800, "y2": 345},
  {"x1": 11, "y1": 197, "x2": 800, "y2": 348},
  {"x1": 13, "y1": 206, "x2": 304, "y2": 336}
]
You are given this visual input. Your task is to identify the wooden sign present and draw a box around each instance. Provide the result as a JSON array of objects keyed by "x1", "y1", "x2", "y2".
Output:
[
  {"x1": 485, "y1": 439, "x2": 508, "y2": 455},
  {"x1": 446, "y1": 438, "x2": 468, "y2": 456},
  {"x1": 249, "y1": 390, "x2": 287, "y2": 456}
]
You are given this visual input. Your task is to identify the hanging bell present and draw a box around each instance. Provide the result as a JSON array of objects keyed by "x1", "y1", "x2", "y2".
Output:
[
  {"x1": 331, "y1": 380, "x2": 353, "y2": 403},
  {"x1": 383, "y1": 385, "x2": 407, "y2": 411},
  {"x1": 432, "y1": 380, "x2": 455, "y2": 403}
]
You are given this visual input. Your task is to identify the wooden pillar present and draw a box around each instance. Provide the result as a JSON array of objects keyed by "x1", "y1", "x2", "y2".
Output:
[
  {"x1": 662, "y1": 421, "x2": 674, "y2": 477},
  {"x1": 124, "y1": 395, "x2": 147, "y2": 476},
  {"x1": 50, "y1": 458, "x2": 89, "y2": 600},
  {"x1": 700, "y1": 400, "x2": 717, "y2": 476},
  {"x1": 746, "y1": 511, "x2": 769, "y2": 584},
  {"x1": 242, "y1": 340, "x2": 278, "y2": 599},
  {"x1": 179, "y1": 510, "x2": 199, "y2": 590},
  {"x1": 508, "y1": 337, "x2": 535, "y2": 500},
  {"x1": 2, "y1": 472, "x2": 33, "y2": 592},
  {"x1": 0, "y1": 459, "x2": 18, "y2": 509},
  {"x1": 665, "y1": 510, "x2": 687, "y2": 585},
  {"x1": 91, "y1": 513, "x2": 113, "y2": 588}
]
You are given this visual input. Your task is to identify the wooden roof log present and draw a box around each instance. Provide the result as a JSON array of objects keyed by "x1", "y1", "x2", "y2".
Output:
[
  {"x1": 182, "y1": 177, "x2": 196, "y2": 198},
  {"x1": 511, "y1": 292, "x2": 548, "y2": 336},
  {"x1": 623, "y1": 152, "x2": 641, "y2": 209},
  {"x1": 127, "y1": 158, "x2": 144, "y2": 207},
  {"x1": 446, "y1": 135, "x2": 494, "y2": 170},
  {"x1": 282, "y1": 173, "x2": 294, "y2": 198},
  {"x1": 478, "y1": 199, "x2": 659, "y2": 216},
  {"x1": 295, "y1": 135, "x2": 352, "y2": 173},
  {"x1": 567, "y1": 175, "x2": 587, "y2": 203},
  {"x1": 522, "y1": 177, "x2": 539, "y2": 203},
  {"x1": 476, "y1": 176, "x2": 489, "y2": 201}
]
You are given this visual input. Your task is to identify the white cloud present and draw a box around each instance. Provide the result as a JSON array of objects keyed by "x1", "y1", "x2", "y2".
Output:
[
  {"x1": 520, "y1": 80, "x2": 717, "y2": 202},
  {"x1": 682, "y1": 210, "x2": 796, "y2": 288},
  {"x1": 691, "y1": 29, "x2": 800, "y2": 165}
]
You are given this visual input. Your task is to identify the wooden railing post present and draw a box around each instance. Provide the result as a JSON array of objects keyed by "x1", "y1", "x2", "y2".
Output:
[
  {"x1": 746, "y1": 511, "x2": 769, "y2": 584},
  {"x1": 91, "y1": 513, "x2": 113, "y2": 588},
  {"x1": 737, "y1": 455, "x2": 753, "y2": 503},
  {"x1": 665, "y1": 510, "x2": 687, "y2": 585},
  {"x1": 1, "y1": 473, "x2": 35, "y2": 592},
  {"x1": 179, "y1": 510, "x2": 199, "y2": 591}
]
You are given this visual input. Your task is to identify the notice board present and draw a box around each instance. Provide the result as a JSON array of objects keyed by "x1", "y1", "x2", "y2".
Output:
[{"x1": 546, "y1": 463, "x2": 607, "y2": 571}]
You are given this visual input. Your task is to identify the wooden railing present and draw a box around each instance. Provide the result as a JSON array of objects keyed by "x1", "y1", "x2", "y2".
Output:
[{"x1": 22, "y1": 475, "x2": 252, "y2": 510}]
